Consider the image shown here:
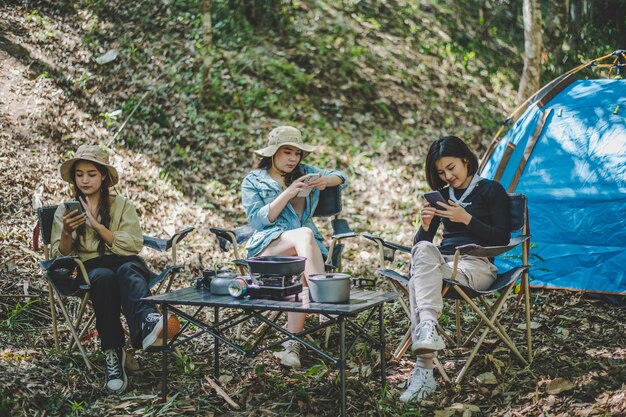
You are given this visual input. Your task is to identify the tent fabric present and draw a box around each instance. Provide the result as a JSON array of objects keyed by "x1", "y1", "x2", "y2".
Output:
[{"x1": 481, "y1": 79, "x2": 626, "y2": 294}]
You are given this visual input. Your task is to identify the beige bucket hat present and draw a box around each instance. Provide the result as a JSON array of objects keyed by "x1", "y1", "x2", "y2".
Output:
[
  {"x1": 60, "y1": 144, "x2": 119, "y2": 185},
  {"x1": 254, "y1": 126, "x2": 317, "y2": 157}
]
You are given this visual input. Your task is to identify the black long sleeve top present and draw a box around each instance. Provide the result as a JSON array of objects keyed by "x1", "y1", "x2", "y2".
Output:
[{"x1": 413, "y1": 178, "x2": 511, "y2": 256}]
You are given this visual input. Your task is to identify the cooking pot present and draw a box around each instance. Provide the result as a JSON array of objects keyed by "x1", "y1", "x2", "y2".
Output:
[
  {"x1": 209, "y1": 271, "x2": 238, "y2": 295},
  {"x1": 244, "y1": 256, "x2": 306, "y2": 277},
  {"x1": 308, "y1": 273, "x2": 351, "y2": 303}
]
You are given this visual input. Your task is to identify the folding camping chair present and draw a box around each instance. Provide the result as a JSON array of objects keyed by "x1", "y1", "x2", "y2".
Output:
[
  {"x1": 209, "y1": 186, "x2": 357, "y2": 273},
  {"x1": 364, "y1": 193, "x2": 532, "y2": 383},
  {"x1": 33, "y1": 205, "x2": 194, "y2": 369}
]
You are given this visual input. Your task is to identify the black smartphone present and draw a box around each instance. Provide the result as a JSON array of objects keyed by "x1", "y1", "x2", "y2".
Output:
[
  {"x1": 64, "y1": 200, "x2": 84, "y2": 214},
  {"x1": 424, "y1": 191, "x2": 448, "y2": 209}
]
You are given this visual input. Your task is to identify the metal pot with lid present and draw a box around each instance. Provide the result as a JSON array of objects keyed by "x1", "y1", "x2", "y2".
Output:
[{"x1": 308, "y1": 273, "x2": 351, "y2": 303}]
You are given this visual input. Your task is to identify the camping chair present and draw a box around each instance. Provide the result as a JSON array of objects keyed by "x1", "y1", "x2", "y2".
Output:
[
  {"x1": 364, "y1": 193, "x2": 532, "y2": 383},
  {"x1": 209, "y1": 186, "x2": 357, "y2": 273},
  {"x1": 33, "y1": 205, "x2": 194, "y2": 369}
]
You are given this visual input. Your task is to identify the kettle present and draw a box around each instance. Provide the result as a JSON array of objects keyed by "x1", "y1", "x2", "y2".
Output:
[{"x1": 210, "y1": 271, "x2": 238, "y2": 295}]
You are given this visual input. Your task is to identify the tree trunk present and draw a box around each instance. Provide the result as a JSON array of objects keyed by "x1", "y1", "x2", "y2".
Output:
[
  {"x1": 201, "y1": 0, "x2": 213, "y2": 102},
  {"x1": 517, "y1": 0, "x2": 542, "y2": 104}
]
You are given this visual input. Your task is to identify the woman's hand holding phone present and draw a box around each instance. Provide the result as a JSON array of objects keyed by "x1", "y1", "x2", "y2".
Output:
[
  {"x1": 296, "y1": 173, "x2": 323, "y2": 197},
  {"x1": 284, "y1": 176, "x2": 310, "y2": 199},
  {"x1": 420, "y1": 201, "x2": 437, "y2": 231},
  {"x1": 62, "y1": 203, "x2": 86, "y2": 236},
  {"x1": 307, "y1": 173, "x2": 327, "y2": 191},
  {"x1": 434, "y1": 201, "x2": 472, "y2": 225}
]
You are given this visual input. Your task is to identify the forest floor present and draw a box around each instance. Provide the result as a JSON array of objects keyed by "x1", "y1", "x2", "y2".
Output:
[{"x1": 1, "y1": 2, "x2": 625, "y2": 417}]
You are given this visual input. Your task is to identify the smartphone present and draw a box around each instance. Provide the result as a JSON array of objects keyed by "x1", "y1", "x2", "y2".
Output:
[
  {"x1": 424, "y1": 191, "x2": 448, "y2": 209},
  {"x1": 297, "y1": 173, "x2": 322, "y2": 197},
  {"x1": 64, "y1": 200, "x2": 85, "y2": 214}
]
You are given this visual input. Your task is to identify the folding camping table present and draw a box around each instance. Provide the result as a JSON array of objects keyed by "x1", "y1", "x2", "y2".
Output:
[{"x1": 144, "y1": 287, "x2": 398, "y2": 416}]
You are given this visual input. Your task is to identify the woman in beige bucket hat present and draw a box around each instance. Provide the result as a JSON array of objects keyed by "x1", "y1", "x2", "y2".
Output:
[
  {"x1": 51, "y1": 144, "x2": 179, "y2": 394},
  {"x1": 242, "y1": 126, "x2": 349, "y2": 368}
]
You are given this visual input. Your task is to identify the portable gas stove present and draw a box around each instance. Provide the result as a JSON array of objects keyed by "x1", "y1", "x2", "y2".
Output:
[{"x1": 228, "y1": 273, "x2": 303, "y2": 299}]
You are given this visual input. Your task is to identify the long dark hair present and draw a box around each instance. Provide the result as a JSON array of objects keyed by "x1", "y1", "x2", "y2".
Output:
[
  {"x1": 71, "y1": 162, "x2": 112, "y2": 256},
  {"x1": 257, "y1": 155, "x2": 304, "y2": 186},
  {"x1": 425, "y1": 136, "x2": 479, "y2": 190}
]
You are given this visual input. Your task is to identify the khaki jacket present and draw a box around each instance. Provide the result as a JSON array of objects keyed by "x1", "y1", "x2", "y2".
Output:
[{"x1": 51, "y1": 195, "x2": 143, "y2": 262}]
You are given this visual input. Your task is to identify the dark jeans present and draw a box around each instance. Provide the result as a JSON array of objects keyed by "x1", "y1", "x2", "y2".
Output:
[{"x1": 83, "y1": 255, "x2": 156, "y2": 351}]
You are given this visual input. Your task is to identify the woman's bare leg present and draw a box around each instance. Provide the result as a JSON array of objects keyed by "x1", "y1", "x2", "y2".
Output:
[{"x1": 259, "y1": 227, "x2": 325, "y2": 332}]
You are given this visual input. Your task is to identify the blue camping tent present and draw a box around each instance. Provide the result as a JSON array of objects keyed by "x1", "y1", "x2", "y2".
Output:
[{"x1": 480, "y1": 60, "x2": 626, "y2": 294}]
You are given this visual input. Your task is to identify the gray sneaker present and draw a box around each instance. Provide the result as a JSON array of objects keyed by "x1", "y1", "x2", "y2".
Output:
[
  {"x1": 411, "y1": 319, "x2": 445, "y2": 353},
  {"x1": 399, "y1": 367, "x2": 437, "y2": 403}
]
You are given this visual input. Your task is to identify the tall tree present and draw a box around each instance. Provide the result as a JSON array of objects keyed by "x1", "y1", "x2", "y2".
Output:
[
  {"x1": 517, "y1": 0, "x2": 542, "y2": 103},
  {"x1": 201, "y1": 0, "x2": 213, "y2": 102}
]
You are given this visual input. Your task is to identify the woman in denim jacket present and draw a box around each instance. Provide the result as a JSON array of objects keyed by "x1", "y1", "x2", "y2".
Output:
[{"x1": 242, "y1": 126, "x2": 349, "y2": 368}]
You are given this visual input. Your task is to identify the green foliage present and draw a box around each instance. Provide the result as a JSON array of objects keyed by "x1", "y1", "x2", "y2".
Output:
[{"x1": 0, "y1": 300, "x2": 39, "y2": 331}]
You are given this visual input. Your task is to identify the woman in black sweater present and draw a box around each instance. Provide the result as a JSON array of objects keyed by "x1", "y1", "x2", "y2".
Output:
[{"x1": 400, "y1": 136, "x2": 510, "y2": 403}]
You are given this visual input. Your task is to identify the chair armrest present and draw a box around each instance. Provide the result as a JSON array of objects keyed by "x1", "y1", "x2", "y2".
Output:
[
  {"x1": 209, "y1": 225, "x2": 255, "y2": 252},
  {"x1": 143, "y1": 226, "x2": 195, "y2": 252},
  {"x1": 40, "y1": 256, "x2": 79, "y2": 272},
  {"x1": 232, "y1": 259, "x2": 248, "y2": 268},
  {"x1": 376, "y1": 268, "x2": 410, "y2": 287},
  {"x1": 455, "y1": 235, "x2": 530, "y2": 258},
  {"x1": 331, "y1": 218, "x2": 358, "y2": 240},
  {"x1": 362, "y1": 233, "x2": 412, "y2": 253}
]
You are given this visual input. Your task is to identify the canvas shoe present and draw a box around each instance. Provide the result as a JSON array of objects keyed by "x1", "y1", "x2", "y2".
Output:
[
  {"x1": 411, "y1": 319, "x2": 445, "y2": 353},
  {"x1": 104, "y1": 347, "x2": 127, "y2": 394},
  {"x1": 274, "y1": 340, "x2": 301, "y2": 368},
  {"x1": 399, "y1": 367, "x2": 437, "y2": 403},
  {"x1": 141, "y1": 312, "x2": 181, "y2": 350}
]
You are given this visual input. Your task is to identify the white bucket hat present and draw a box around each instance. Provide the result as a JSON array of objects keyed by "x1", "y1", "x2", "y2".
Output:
[{"x1": 254, "y1": 126, "x2": 317, "y2": 158}]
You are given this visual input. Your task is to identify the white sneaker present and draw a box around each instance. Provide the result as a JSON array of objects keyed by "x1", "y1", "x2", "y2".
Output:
[
  {"x1": 411, "y1": 319, "x2": 445, "y2": 353},
  {"x1": 399, "y1": 367, "x2": 437, "y2": 403},
  {"x1": 274, "y1": 340, "x2": 301, "y2": 368}
]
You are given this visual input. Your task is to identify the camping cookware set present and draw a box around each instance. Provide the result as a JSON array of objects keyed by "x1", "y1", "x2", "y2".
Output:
[{"x1": 197, "y1": 256, "x2": 352, "y2": 303}]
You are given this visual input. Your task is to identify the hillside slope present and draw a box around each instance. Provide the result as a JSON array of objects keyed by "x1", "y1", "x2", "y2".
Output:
[{"x1": 1, "y1": 2, "x2": 624, "y2": 417}]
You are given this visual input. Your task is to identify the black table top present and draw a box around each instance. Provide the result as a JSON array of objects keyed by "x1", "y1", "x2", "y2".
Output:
[{"x1": 144, "y1": 287, "x2": 399, "y2": 315}]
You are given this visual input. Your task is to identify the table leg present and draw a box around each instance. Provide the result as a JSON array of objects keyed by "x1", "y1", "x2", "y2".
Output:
[
  {"x1": 379, "y1": 304, "x2": 386, "y2": 388},
  {"x1": 161, "y1": 304, "x2": 168, "y2": 402},
  {"x1": 214, "y1": 306, "x2": 220, "y2": 378},
  {"x1": 339, "y1": 316, "x2": 346, "y2": 417}
]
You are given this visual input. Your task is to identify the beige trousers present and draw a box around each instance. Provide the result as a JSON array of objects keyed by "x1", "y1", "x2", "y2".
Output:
[{"x1": 408, "y1": 241, "x2": 497, "y2": 367}]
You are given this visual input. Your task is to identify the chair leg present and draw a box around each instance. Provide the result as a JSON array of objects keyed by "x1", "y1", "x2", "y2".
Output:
[
  {"x1": 433, "y1": 356, "x2": 451, "y2": 383},
  {"x1": 454, "y1": 285, "x2": 528, "y2": 367},
  {"x1": 71, "y1": 313, "x2": 96, "y2": 352},
  {"x1": 54, "y1": 295, "x2": 93, "y2": 370},
  {"x1": 524, "y1": 273, "x2": 533, "y2": 362},
  {"x1": 455, "y1": 300, "x2": 462, "y2": 347},
  {"x1": 392, "y1": 328, "x2": 412, "y2": 362},
  {"x1": 47, "y1": 281, "x2": 60, "y2": 350}
]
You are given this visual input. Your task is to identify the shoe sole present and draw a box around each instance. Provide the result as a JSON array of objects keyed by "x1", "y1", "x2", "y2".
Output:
[
  {"x1": 411, "y1": 340, "x2": 445, "y2": 354},
  {"x1": 142, "y1": 315, "x2": 181, "y2": 350},
  {"x1": 105, "y1": 349, "x2": 128, "y2": 394}
]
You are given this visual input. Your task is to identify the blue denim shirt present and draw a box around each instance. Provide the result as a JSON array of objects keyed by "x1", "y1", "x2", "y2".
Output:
[{"x1": 241, "y1": 163, "x2": 349, "y2": 258}]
